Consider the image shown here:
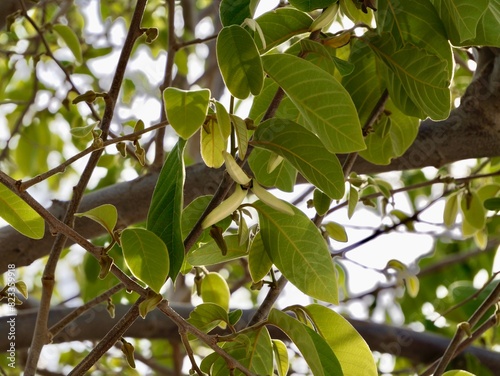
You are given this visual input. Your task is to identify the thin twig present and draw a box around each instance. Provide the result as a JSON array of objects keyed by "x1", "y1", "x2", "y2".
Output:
[{"x1": 68, "y1": 296, "x2": 144, "y2": 375}]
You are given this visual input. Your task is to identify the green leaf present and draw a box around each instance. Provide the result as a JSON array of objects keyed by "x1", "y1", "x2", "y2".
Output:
[
  {"x1": 254, "y1": 8, "x2": 313, "y2": 52},
  {"x1": 188, "y1": 303, "x2": 230, "y2": 333},
  {"x1": 216, "y1": 25, "x2": 264, "y2": 99},
  {"x1": 219, "y1": 0, "x2": 259, "y2": 26},
  {"x1": 200, "y1": 117, "x2": 226, "y2": 168},
  {"x1": 181, "y1": 195, "x2": 232, "y2": 248},
  {"x1": 289, "y1": 0, "x2": 337, "y2": 12},
  {"x1": 405, "y1": 274, "x2": 420, "y2": 298},
  {"x1": 70, "y1": 122, "x2": 98, "y2": 138},
  {"x1": 313, "y1": 189, "x2": 332, "y2": 216},
  {"x1": 248, "y1": 231, "x2": 273, "y2": 282},
  {"x1": 210, "y1": 328, "x2": 274, "y2": 376},
  {"x1": 75, "y1": 204, "x2": 117, "y2": 236},
  {"x1": 163, "y1": 88, "x2": 210, "y2": 139},
  {"x1": 347, "y1": 186, "x2": 358, "y2": 219},
  {"x1": 230, "y1": 114, "x2": 249, "y2": 158},
  {"x1": 363, "y1": 33, "x2": 451, "y2": 120},
  {"x1": 272, "y1": 339, "x2": 289, "y2": 376},
  {"x1": 431, "y1": 0, "x2": 489, "y2": 44},
  {"x1": 215, "y1": 101, "x2": 231, "y2": 140},
  {"x1": 303, "y1": 304, "x2": 378, "y2": 376},
  {"x1": 459, "y1": 1, "x2": 500, "y2": 46},
  {"x1": 121, "y1": 228, "x2": 169, "y2": 293},
  {"x1": 324, "y1": 222, "x2": 348, "y2": 242},
  {"x1": 484, "y1": 197, "x2": 500, "y2": 211},
  {"x1": 267, "y1": 309, "x2": 343, "y2": 376},
  {"x1": 442, "y1": 371, "x2": 476, "y2": 376},
  {"x1": 262, "y1": 53, "x2": 365, "y2": 153},
  {"x1": 254, "y1": 200, "x2": 338, "y2": 304},
  {"x1": 201, "y1": 272, "x2": 230, "y2": 311},
  {"x1": 253, "y1": 118, "x2": 345, "y2": 199},
  {"x1": 147, "y1": 139, "x2": 186, "y2": 281},
  {"x1": 460, "y1": 191, "x2": 486, "y2": 230},
  {"x1": 187, "y1": 234, "x2": 248, "y2": 266},
  {"x1": 360, "y1": 100, "x2": 420, "y2": 165},
  {"x1": 444, "y1": 192, "x2": 459, "y2": 228},
  {"x1": 53, "y1": 24, "x2": 83, "y2": 64},
  {"x1": 248, "y1": 146, "x2": 297, "y2": 193},
  {"x1": 0, "y1": 183, "x2": 45, "y2": 239}
]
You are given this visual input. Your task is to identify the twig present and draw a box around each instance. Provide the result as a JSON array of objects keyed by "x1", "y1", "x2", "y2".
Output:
[
  {"x1": 68, "y1": 296, "x2": 144, "y2": 375},
  {"x1": 49, "y1": 283, "x2": 124, "y2": 337}
]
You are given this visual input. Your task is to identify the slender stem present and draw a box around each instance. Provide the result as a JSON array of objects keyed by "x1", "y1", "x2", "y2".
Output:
[
  {"x1": 49, "y1": 283, "x2": 125, "y2": 337},
  {"x1": 68, "y1": 297, "x2": 144, "y2": 375},
  {"x1": 248, "y1": 275, "x2": 288, "y2": 326},
  {"x1": 179, "y1": 329, "x2": 204, "y2": 376}
]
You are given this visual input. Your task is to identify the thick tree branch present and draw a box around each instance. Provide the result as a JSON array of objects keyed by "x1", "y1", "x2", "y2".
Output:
[
  {"x1": 1, "y1": 50, "x2": 500, "y2": 273},
  {"x1": 1, "y1": 304, "x2": 499, "y2": 373}
]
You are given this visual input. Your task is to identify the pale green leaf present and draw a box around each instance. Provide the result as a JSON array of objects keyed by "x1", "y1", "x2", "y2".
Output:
[
  {"x1": 70, "y1": 122, "x2": 98, "y2": 138},
  {"x1": 187, "y1": 234, "x2": 248, "y2": 266},
  {"x1": 121, "y1": 228, "x2": 169, "y2": 293},
  {"x1": 267, "y1": 309, "x2": 342, "y2": 376},
  {"x1": 254, "y1": 8, "x2": 313, "y2": 52},
  {"x1": 460, "y1": 191, "x2": 486, "y2": 230},
  {"x1": 254, "y1": 200, "x2": 338, "y2": 304},
  {"x1": 359, "y1": 100, "x2": 419, "y2": 165},
  {"x1": 324, "y1": 222, "x2": 348, "y2": 243},
  {"x1": 53, "y1": 24, "x2": 83, "y2": 63},
  {"x1": 200, "y1": 117, "x2": 226, "y2": 168},
  {"x1": 147, "y1": 139, "x2": 186, "y2": 281},
  {"x1": 253, "y1": 119, "x2": 345, "y2": 199},
  {"x1": 304, "y1": 304, "x2": 377, "y2": 376},
  {"x1": 201, "y1": 272, "x2": 230, "y2": 311},
  {"x1": 248, "y1": 231, "x2": 273, "y2": 282},
  {"x1": 443, "y1": 192, "x2": 459, "y2": 228},
  {"x1": 164, "y1": 88, "x2": 210, "y2": 139},
  {"x1": 217, "y1": 25, "x2": 264, "y2": 99},
  {"x1": 272, "y1": 340, "x2": 289, "y2": 376},
  {"x1": 75, "y1": 204, "x2": 117, "y2": 236},
  {"x1": 262, "y1": 54, "x2": 365, "y2": 153},
  {"x1": 313, "y1": 189, "x2": 331, "y2": 216},
  {"x1": 248, "y1": 148, "x2": 297, "y2": 192},
  {"x1": 442, "y1": 370, "x2": 476, "y2": 376},
  {"x1": 348, "y1": 186, "x2": 358, "y2": 219},
  {"x1": 188, "y1": 303, "x2": 230, "y2": 333},
  {"x1": 0, "y1": 183, "x2": 45, "y2": 239},
  {"x1": 405, "y1": 275, "x2": 420, "y2": 298},
  {"x1": 215, "y1": 101, "x2": 231, "y2": 140},
  {"x1": 230, "y1": 114, "x2": 249, "y2": 158}
]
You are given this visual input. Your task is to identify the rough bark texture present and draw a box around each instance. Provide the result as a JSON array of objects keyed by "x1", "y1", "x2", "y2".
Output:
[
  {"x1": 2, "y1": 50, "x2": 500, "y2": 272},
  {"x1": 2, "y1": 305, "x2": 499, "y2": 373}
]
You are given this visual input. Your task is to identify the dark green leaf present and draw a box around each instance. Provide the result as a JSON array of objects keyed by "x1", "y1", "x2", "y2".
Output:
[{"x1": 147, "y1": 139, "x2": 186, "y2": 281}]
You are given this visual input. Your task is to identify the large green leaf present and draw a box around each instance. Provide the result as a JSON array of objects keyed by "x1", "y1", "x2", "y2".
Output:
[
  {"x1": 121, "y1": 228, "x2": 169, "y2": 293},
  {"x1": 359, "y1": 100, "x2": 419, "y2": 165},
  {"x1": 375, "y1": 0, "x2": 453, "y2": 80},
  {"x1": 53, "y1": 24, "x2": 83, "y2": 64},
  {"x1": 187, "y1": 234, "x2": 248, "y2": 266},
  {"x1": 254, "y1": 8, "x2": 313, "y2": 52},
  {"x1": 254, "y1": 200, "x2": 338, "y2": 304},
  {"x1": 147, "y1": 139, "x2": 186, "y2": 281},
  {"x1": 219, "y1": 0, "x2": 259, "y2": 26},
  {"x1": 0, "y1": 183, "x2": 45, "y2": 239},
  {"x1": 216, "y1": 25, "x2": 264, "y2": 99},
  {"x1": 248, "y1": 231, "x2": 273, "y2": 282},
  {"x1": 431, "y1": 0, "x2": 489, "y2": 44},
  {"x1": 262, "y1": 54, "x2": 365, "y2": 153},
  {"x1": 188, "y1": 303, "x2": 230, "y2": 333},
  {"x1": 459, "y1": 0, "x2": 500, "y2": 46},
  {"x1": 304, "y1": 304, "x2": 377, "y2": 376},
  {"x1": 364, "y1": 33, "x2": 451, "y2": 120},
  {"x1": 253, "y1": 118, "x2": 345, "y2": 199},
  {"x1": 163, "y1": 88, "x2": 210, "y2": 139},
  {"x1": 207, "y1": 328, "x2": 274, "y2": 376},
  {"x1": 248, "y1": 148, "x2": 297, "y2": 192},
  {"x1": 267, "y1": 309, "x2": 343, "y2": 376}
]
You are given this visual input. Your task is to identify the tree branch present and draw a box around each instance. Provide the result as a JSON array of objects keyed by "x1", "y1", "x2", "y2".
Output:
[{"x1": 2, "y1": 304, "x2": 499, "y2": 374}]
